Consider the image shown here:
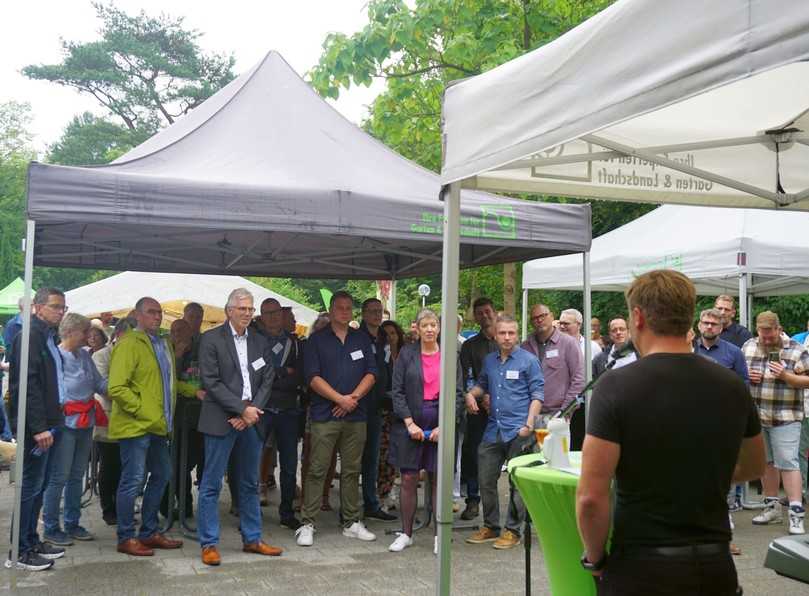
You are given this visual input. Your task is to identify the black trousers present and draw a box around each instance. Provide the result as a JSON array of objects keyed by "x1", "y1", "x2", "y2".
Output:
[
  {"x1": 161, "y1": 398, "x2": 204, "y2": 515},
  {"x1": 597, "y1": 548, "x2": 740, "y2": 596},
  {"x1": 96, "y1": 441, "x2": 121, "y2": 517},
  {"x1": 460, "y1": 411, "x2": 488, "y2": 503}
]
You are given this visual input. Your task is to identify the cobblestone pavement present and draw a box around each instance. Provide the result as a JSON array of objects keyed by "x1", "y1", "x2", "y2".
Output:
[{"x1": 0, "y1": 470, "x2": 807, "y2": 595}]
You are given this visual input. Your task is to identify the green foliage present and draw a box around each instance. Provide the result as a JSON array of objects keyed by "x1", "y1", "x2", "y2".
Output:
[
  {"x1": 247, "y1": 277, "x2": 321, "y2": 311},
  {"x1": 47, "y1": 112, "x2": 154, "y2": 165},
  {"x1": 23, "y1": 2, "x2": 235, "y2": 131},
  {"x1": 310, "y1": 0, "x2": 612, "y2": 172}
]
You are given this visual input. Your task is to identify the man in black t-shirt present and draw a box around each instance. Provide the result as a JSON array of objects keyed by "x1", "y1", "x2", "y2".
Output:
[{"x1": 576, "y1": 270, "x2": 765, "y2": 596}]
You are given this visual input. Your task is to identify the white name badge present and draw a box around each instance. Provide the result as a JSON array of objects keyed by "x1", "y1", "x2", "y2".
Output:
[
  {"x1": 384, "y1": 345, "x2": 391, "y2": 363},
  {"x1": 546, "y1": 349, "x2": 559, "y2": 358},
  {"x1": 506, "y1": 370, "x2": 519, "y2": 380},
  {"x1": 272, "y1": 342, "x2": 284, "y2": 354},
  {"x1": 372, "y1": 344, "x2": 377, "y2": 355},
  {"x1": 251, "y1": 357, "x2": 266, "y2": 371},
  {"x1": 350, "y1": 350, "x2": 364, "y2": 361}
]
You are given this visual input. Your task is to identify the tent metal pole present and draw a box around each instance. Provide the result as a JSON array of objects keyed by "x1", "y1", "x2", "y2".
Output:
[
  {"x1": 10, "y1": 219, "x2": 36, "y2": 582},
  {"x1": 390, "y1": 278, "x2": 397, "y2": 320},
  {"x1": 436, "y1": 182, "x2": 461, "y2": 596},
  {"x1": 738, "y1": 269, "x2": 749, "y2": 329},
  {"x1": 583, "y1": 251, "x2": 592, "y2": 426},
  {"x1": 521, "y1": 288, "x2": 528, "y2": 341}
]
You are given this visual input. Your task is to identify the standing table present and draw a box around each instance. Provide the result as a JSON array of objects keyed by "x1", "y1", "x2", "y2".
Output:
[{"x1": 508, "y1": 451, "x2": 597, "y2": 596}]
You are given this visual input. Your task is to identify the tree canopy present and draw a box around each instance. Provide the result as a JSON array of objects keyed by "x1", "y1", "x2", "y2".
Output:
[{"x1": 23, "y1": 2, "x2": 235, "y2": 132}]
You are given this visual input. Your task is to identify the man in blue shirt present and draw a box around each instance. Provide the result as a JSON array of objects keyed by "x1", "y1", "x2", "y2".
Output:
[
  {"x1": 297, "y1": 291, "x2": 377, "y2": 547},
  {"x1": 695, "y1": 308, "x2": 749, "y2": 383},
  {"x1": 463, "y1": 314, "x2": 544, "y2": 550},
  {"x1": 695, "y1": 307, "x2": 750, "y2": 555}
]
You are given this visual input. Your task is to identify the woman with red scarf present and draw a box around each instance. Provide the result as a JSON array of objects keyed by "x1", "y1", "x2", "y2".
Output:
[{"x1": 42, "y1": 313, "x2": 108, "y2": 546}]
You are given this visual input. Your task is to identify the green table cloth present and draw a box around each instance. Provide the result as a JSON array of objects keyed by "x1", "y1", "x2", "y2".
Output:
[{"x1": 508, "y1": 451, "x2": 596, "y2": 596}]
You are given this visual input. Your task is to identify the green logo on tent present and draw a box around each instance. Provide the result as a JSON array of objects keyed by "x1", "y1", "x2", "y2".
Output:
[{"x1": 411, "y1": 206, "x2": 517, "y2": 239}]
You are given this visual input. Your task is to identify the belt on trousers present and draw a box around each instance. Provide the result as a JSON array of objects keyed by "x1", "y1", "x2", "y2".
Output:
[{"x1": 614, "y1": 542, "x2": 729, "y2": 558}]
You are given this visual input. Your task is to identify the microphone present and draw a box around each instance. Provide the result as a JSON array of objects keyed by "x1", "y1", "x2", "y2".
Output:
[{"x1": 612, "y1": 339, "x2": 635, "y2": 360}]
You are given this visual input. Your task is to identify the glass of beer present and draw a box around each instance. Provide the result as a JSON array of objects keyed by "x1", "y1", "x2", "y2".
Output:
[{"x1": 533, "y1": 415, "x2": 550, "y2": 449}]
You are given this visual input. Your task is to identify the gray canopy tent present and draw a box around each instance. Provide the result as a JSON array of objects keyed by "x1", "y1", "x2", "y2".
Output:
[{"x1": 12, "y1": 51, "x2": 592, "y2": 590}]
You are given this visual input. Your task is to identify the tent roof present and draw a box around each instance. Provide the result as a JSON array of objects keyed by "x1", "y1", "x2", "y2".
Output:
[
  {"x1": 523, "y1": 205, "x2": 809, "y2": 297},
  {"x1": 26, "y1": 51, "x2": 591, "y2": 279},
  {"x1": 0, "y1": 277, "x2": 24, "y2": 316},
  {"x1": 441, "y1": 0, "x2": 809, "y2": 211},
  {"x1": 64, "y1": 271, "x2": 318, "y2": 326}
]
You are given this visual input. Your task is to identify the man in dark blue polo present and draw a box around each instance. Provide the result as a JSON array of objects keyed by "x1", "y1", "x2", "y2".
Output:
[
  {"x1": 695, "y1": 308, "x2": 749, "y2": 383},
  {"x1": 297, "y1": 291, "x2": 377, "y2": 546},
  {"x1": 464, "y1": 314, "x2": 544, "y2": 550},
  {"x1": 695, "y1": 307, "x2": 749, "y2": 555}
]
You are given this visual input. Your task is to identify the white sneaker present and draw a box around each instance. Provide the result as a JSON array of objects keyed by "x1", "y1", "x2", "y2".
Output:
[
  {"x1": 752, "y1": 500, "x2": 782, "y2": 525},
  {"x1": 295, "y1": 523, "x2": 315, "y2": 546},
  {"x1": 388, "y1": 532, "x2": 413, "y2": 552},
  {"x1": 343, "y1": 521, "x2": 376, "y2": 542},
  {"x1": 728, "y1": 513, "x2": 735, "y2": 531},
  {"x1": 789, "y1": 506, "x2": 806, "y2": 535}
]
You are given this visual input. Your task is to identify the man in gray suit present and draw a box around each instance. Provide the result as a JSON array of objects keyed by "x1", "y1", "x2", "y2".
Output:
[{"x1": 196, "y1": 288, "x2": 282, "y2": 566}]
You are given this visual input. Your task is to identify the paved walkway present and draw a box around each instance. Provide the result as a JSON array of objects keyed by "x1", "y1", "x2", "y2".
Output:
[{"x1": 0, "y1": 471, "x2": 807, "y2": 595}]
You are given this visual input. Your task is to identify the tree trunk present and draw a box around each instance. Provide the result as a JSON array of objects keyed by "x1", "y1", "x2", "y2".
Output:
[
  {"x1": 468, "y1": 270, "x2": 480, "y2": 320},
  {"x1": 503, "y1": 262, "x2": 517, "y2": 316}
]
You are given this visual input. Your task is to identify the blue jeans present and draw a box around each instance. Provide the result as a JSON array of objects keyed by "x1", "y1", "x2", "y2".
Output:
[
  {"x1": 11, "y1": 434, "x2": 52, "y2": 554},
  {"x1": 43, "y1": 426, "x2": 93, "y2": 534},
  {"x1": 198, "y1": 425, "x2": 262, "y2": 547},
  {"x1": 116, "y1": 433, "x2": 171, "y2": 543},
  {"x1": 0, "y1": 399, "x2": 12, "y2": 441},
  {"x1": 266, "y1": 409, "x2": 301, "y2": 521},
  {"x1": 361, "y1": 408, "x2": 382, "y2": 512}
]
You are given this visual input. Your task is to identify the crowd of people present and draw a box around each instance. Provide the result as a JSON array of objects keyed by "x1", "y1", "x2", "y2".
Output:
[{"x1": 1, "y1": 281, "x2": 807, "y2": 583}]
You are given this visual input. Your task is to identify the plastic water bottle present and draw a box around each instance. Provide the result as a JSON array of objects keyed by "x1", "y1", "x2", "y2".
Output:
[
  {"x1": 31, "y1": 428, "x2": 58, "y2": 457},
  {"x1": 423, "y1": 429, "x2": 432, "y2": 440}
]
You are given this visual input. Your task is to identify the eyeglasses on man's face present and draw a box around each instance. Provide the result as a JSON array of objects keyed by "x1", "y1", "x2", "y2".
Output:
[
  {"x1": 44, "y1": 303, "x2": 68, "y2": 312},
  {"x1": 231, "y1": 306, "x2": 255, "y2": 314},
  {"x1": 532, "y1": 312, "x2": 550, "y2": 321}
]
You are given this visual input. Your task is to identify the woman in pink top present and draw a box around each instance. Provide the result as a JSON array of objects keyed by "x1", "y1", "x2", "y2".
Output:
[{"x1": 387, "y1": 309, "x2": 462, "y2": 553}]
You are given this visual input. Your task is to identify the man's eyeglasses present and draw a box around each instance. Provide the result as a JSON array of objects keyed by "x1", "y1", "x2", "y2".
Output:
[
  {"x1": 532, "y1": 312, "x2": 550, "y2": 321},
  {"x1": 557, "y1": 321, "x2": 573, "y2": 327},
  {"x1": 262, "y1": 309, "x2": 282, "y2": 316},
  {"x1": 231, "y1": 306, "x2": 256, "y2": 314},
  {"x1": 44, "y1": 303, "x2": 68, "y2": 312}
]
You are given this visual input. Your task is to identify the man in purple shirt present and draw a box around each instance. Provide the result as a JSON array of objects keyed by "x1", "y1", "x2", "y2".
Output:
[{"x1": 521, "y1": 303, "x2": 584, "y2": 415}]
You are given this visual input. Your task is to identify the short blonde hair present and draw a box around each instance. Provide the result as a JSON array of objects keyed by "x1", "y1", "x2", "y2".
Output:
[
  {"x1": 625, "y1": 270, "x2": 695, "y2": 336},
  {"x1": 59, "y1": 312, "x2": 91, "y2": 338}
]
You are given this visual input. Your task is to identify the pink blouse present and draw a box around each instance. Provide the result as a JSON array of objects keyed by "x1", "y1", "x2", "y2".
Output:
[{"x1": 421, "y1": 351, "x2": 441, "y2": 401}]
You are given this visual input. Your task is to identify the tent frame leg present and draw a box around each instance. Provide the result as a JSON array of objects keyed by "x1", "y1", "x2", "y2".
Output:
[
  {"x1": 9, "y1": 220, "x2": 36, "y2": 585},
  {"x1": 436, "y1": 182, "x2": 461, "y2": 595}
]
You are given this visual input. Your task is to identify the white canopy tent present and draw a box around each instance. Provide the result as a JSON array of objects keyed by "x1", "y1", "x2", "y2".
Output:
[
  {"x1": 523, "y1": 204, "x2": 809, "y2": 330},
  {"x1": 441, "y1": 0, "x2": 809, "y2": 212},
  {"x1": 439, "y1": 4, "x2": 809, "y2": 590},
  {"x1": 64, "y1": 271, "x2": 318, "y2": 332}
]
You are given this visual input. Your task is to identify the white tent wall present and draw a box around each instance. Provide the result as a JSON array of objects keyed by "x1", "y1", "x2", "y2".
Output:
[
  {"x1": 523, "y1": 205, "x2": 809, "y2": 303},
  {"x1": 64, "y1": 271, "x2": 318, "y2": 329}
]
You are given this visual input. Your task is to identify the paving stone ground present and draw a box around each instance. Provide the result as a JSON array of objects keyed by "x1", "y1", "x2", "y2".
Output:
[{"x1": 0, "y1": 468, "x2": 807, "y2": 595}]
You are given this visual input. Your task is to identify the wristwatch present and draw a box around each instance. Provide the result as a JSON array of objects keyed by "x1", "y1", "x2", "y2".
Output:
[{"x1": 580, "y1": 551, "x2": 607, "y2": 571}]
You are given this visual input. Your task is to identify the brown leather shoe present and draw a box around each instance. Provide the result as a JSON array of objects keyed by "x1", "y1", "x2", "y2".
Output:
[
  {"x1": 140, "y1": 533, "x2": 183, "y2": 549},
  {"x1": 242, "y1": 541, "x2": 283, "y2": 556},
  {"x1": 201, "y1": 546, "x2": 221, "y2": 566},
  {"x1": 117, "y1": 538, "x2": 154, "y2": 556}
]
